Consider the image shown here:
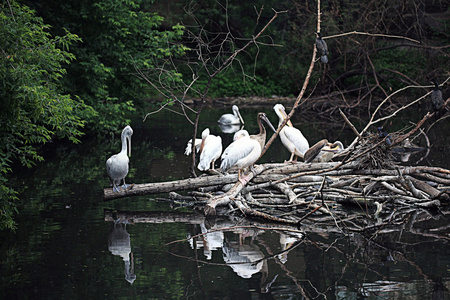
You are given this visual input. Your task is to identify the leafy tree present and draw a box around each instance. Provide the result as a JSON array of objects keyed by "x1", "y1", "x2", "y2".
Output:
[
  {"x1": 0, "y1": 1, "x2": 95, "y2": 230},
  {"x1": 21, "y1": 0, "x2": 189, "y2": 133}
]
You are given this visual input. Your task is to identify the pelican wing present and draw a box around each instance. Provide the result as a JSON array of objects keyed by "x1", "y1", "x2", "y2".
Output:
[
  {"x1": 184, "y1": 138, "x2": 202, "y2": 155},
  {"x1": 198, "y1": 135, "x2": 223, "y2": 170},
  {"x1": 283, "y1": 126, "x2": 309, "y2": 155},
  {"x1": 106, "y1": 153, "x2": 129, "y2": 183},
  {"x1": 220, "y1": 137, "x2": 257, "y2": 171}
]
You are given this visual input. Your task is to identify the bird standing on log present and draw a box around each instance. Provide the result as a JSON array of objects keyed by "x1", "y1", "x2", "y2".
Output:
[
  {"x1": 220, "y1": 113, "x2": 275, "y2": 185},
  {"x1": 431, "y1": 80, "x2": 443, "y2": 118},
  {"x1": 304, "y1": 139, "x2": 344, "y2": 163},
  {"x1": 218, "y1": 105, "x2": 245, "y2": 125},
  {"x1": 197, "y1": 128, "x2": 223, "y2": 171},
  {"x1": 273, "y1": 104, "x2": 309, "y2": 162},
  {"x1": 315, "y1": 32, "x2": 328, "y2": 64},
  {"x1": 106, "y1": 125, "x2": 133, "y2": 192}
]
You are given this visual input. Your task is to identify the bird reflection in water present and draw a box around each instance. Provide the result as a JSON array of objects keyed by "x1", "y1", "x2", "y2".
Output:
[
  {"x1": 277, "y1": 232, "x2": 304, "y2": 264},
  {"x1": 188, "y1": 222, "x2": 224, "y2": 260},
  {"x1": 222, "y1": 228, "x2": 266, "y2": 279},
  {"x1": 108, "y1": 219, "x2": 136, "y2": 284},
  {"x1": 218, "y1": 123, "x2": 243, "y2": 134}
]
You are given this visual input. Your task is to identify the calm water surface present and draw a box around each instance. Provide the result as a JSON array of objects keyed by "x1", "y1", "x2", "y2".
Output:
[{"x1": 1, "y1": 105, "x2": 449, "y2": 299}]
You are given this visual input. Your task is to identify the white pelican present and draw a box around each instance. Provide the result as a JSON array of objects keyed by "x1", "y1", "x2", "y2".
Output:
[
  {"x1": 106, "y1": 125, "x2": 133, "y2": 192},
  {"x1": 218, "y1": 105, "x2": 245, "y2": 125},
  {"x1": 184, "y1": 128, "x2": 208, "y2": 156},
  {"x1": 197, "y1": 128, "x2": 223, "y2": 171},
  {"x1": 233, "y1": 129, "x2": 249, "y2": 141},
  {"x1": 304, "y1": 139, "x2": 344, "y2": 163},
  {"x1": 220, "y1": 113, "x2": 275, "y2": 184},
  {"x1": 273, "y1": 104, "x2": 309, "y2": 162}
]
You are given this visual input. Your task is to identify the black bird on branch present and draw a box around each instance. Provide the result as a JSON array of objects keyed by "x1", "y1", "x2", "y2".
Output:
[
  {"x1": 315, "y1": 32, "x2": 328, "y2": 64},
  {"x1": 431, "y1": 80, "x2": 443, "y2": 118},
  {"x1": 378, "y1": 127, "x2": 392, "y2": 145}
]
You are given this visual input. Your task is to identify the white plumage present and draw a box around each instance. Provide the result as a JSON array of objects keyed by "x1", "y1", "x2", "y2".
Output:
[
  {"x1": 185, "y1": 128, "x2": 210, "y2": 156},
  {"x1": 273, "y1": 104, "x2": 309, "y2": 162},
  {"x1": 184, "y1": 138, "x2": 202, "y2": 156},
  {"x1": 197, "y1": 128, "x2": 222, "y2": 171},
  {"x1": 106, "y1": 125, "x2": 133, "y2": 192},
  {"x1": 220, "y1": 135, "x2": 261, "y2": 175},
  {"x1": 220, "y1": 112, "x2": 275, "y2": 184},
  {"x1": 233, "y1": 129, "x2": 249, "y2": 141},
  {"x1": 218, "y1": 105, "x2": 245, "y2": 125}
]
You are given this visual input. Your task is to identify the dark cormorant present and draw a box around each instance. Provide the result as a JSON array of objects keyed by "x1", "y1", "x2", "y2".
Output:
[
  {"x1": 431, "y1": 80, "x2": 443, "y2": 118},
  {"x1": 377, "y1": 127, "x2": 392, "y2": 145},
  {"x1": 315, "y1": 32, "x2": 328, "y2": 64}
]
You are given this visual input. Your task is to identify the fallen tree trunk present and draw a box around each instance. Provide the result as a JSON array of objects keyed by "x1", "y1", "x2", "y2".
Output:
[{"x1": 104, "y1": 173, "x2": 238, "y2": 201}]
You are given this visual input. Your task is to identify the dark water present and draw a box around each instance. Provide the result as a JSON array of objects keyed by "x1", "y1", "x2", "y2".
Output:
[{"x1": 1, "y1": 105, "x2": 449, "y2": 299}]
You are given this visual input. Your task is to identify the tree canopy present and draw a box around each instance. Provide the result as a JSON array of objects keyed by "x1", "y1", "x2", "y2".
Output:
[{"x1": 0, "y1": 1, "x2": 95, "y2": 229}]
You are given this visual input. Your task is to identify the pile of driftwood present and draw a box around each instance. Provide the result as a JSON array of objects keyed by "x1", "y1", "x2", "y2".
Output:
[{"x1": 103, "y1": 124, "x2": 449, "y2": 231}]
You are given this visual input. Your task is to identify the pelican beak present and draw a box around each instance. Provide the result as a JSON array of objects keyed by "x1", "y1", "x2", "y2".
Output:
[
  {"x1": 322, "y1": 143, "x2": 339, "y2": 153},
  {"x1": 127, "y1": 136, "x2": 132, "y2": 157},
  {"x1": 280, "y1": 107, "x2": 293, "y2": 127},
  {"x1": 322, "y1": 148, "x2": 338, "y2": 153},
  {"x1": 262, "y1": 114, "x2": 277, "y2": 133},
  {"x1": 238, "y1": 111, "x2": 245, "y2": 124}
]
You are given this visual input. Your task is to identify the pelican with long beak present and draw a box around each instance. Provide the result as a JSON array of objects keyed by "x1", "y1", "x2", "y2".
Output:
[
  {"x1": 106, "y1": 125, "x2": 133, "y2": 192},
  {"x1": 197, "y1": 128, "x2": 223, "y2": 171},
  {"x1": 304, "y1": 139, "x2": 344, "y2": 163},
  {"x1": 218, "y1": 105, "x2": 245, "y2": 125},
  {"x1": 273, "y1": 104, "x2": 309, "y2": 162},
  {"x1": 220, "y1": 113, "x2": 275, "y2": 185}
]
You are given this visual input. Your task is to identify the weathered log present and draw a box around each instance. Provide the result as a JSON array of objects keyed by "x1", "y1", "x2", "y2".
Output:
[
  {"x1": 104, "y1": 209, "x2": 205, "y2": 224},
  {"x1": 204, "y1": 165, "x2": 267, "y2": 215},
  {"x1": 104, "y1": 173, "x2": 238, "y2": 201},
  {"x1": 233, "y1": 199, "x2": 299, "y2": 224},
  {"x1": 273, "y1": 182, "x2": 300, "y2": 203},
  {"x1": 380, "y1": 181, "x2": 408, "y2": 196},
  {"x1": 262, "y1": 161, "x2": 348, "y2": 175},
  {"x1": 406, "y1": 176, "x2": 441, "y2": 199}
]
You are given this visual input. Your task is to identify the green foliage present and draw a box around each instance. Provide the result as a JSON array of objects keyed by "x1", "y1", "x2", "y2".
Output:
[
  {"x1": 22, "y1": 0, "x2": 188, "y2": 132},
  {"x1": 0, "y1": 1, "x2": 94, "y2": 230},
  {"x1": 193, "y1": 71, "x2": 285, "y2": 97}
]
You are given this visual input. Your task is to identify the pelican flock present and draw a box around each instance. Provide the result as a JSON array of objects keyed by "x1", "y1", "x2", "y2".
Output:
[
  {"x1": 273, "y1": 104, "x2": 309, "y2": 162},
  {"x1": 106, "y1": 125, "x2": 133, "y2": 192},
  {"x1": 107, "y1": 106, "x2": 345, "y2": 189},
  {"x1": 220, "y1": 113, "x2": 275, "y2": 185},
  {"x1": 218, "y1": 105, "x2": 245, "y2": 125}
]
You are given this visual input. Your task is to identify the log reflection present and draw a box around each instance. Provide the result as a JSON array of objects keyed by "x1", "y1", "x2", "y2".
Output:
[{"x1": 104, "y1": 209, "x2": 449, "y2": 298}]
